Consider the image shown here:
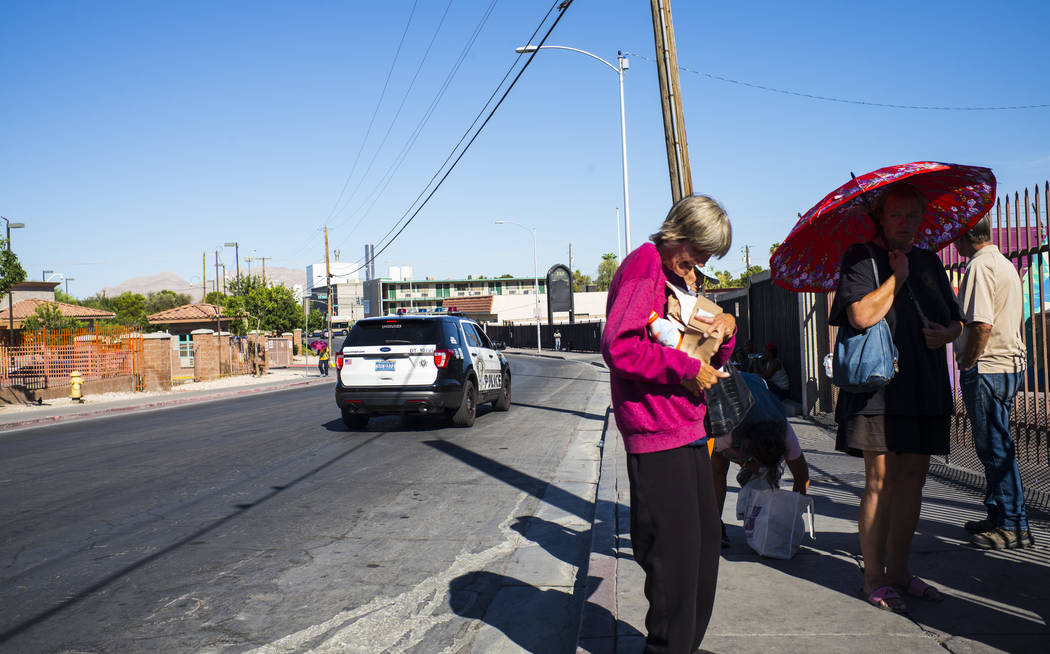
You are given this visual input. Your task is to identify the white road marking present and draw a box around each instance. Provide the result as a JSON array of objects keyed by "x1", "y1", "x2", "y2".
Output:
[{"x1": 244, "y1": 495, "x2": 529, "y2": 654}]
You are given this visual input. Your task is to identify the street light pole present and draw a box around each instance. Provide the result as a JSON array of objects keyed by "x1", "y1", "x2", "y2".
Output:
[
  {"x1": 495, "y1": 220, "x2": 541, "y2": 353},
  {"x1": 224, "y1": 242, "x2": 240, "y2": 284},
  {"x1": 64, "y1": 277, "x2": 74, "y2": 296},
  {"x1": 2, "y1": 217, "x2": 25, "y2": 335},
  {"x1": 516, "y1": 44, "x2": 632, "y2": 250},
  {"x1": 43, "y1": 269, "x2": 53, "y2": 282}
]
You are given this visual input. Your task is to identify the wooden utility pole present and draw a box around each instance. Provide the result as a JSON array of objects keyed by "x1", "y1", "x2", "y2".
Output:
[
  {"x1": 650, "y1": 0, "x2": 692, "y2": 202},
  {"x1": 568, "y1": 243, "x2": 572, "y2": 274},
  {"x1": 259, "y1": 256, "x2": 272, "y2": 285},
  {"x1": 324, "y1": 227, "x2": 333, "y2": 358},
  {"x1": 202, "y1": 252, "x2": 206, "y2": 301}
]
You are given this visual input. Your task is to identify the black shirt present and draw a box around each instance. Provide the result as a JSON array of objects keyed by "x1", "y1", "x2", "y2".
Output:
[{"x1": 829, "y1": 242, "x2": 962, "y2": 417}]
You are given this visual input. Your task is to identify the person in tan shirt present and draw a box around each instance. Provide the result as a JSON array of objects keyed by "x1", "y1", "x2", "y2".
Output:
[{"x1": 953, "y1": 215, "x2": 1032, "y2": 549}]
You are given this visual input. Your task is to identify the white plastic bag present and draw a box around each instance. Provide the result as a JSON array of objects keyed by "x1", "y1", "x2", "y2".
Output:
[
  {"x1": 741, "y1": 488, "x2": 815, "y2": 559},
  {"x1": 735, "y1": 477, "x2": 770, "y2": 522}
]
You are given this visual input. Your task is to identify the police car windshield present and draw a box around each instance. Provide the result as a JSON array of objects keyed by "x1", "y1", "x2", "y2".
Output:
[{"x1": 347, "y1": 319, "x2": 442, "y2": 346}]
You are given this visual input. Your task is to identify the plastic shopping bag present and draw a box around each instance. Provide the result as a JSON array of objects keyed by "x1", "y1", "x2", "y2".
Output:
[{"x1": 741, "y1": 487, "x2": 815, "y2": 559}]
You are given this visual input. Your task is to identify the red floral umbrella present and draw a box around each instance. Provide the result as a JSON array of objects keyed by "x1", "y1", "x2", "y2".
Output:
[{"x1": 770, "y1": 161, "x2": 996, "y2": 292}]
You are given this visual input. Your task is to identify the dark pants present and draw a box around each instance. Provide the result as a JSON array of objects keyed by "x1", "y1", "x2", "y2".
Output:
[
  {"x1": 626, "y1": 445, "x2": 721, "y2": 654},
  {"x1": 319, "y1": 359, "x2": 329, "y2": 376},
  {"x1": 960, "y1": 367, "x2": 1028, "y2": 531}
]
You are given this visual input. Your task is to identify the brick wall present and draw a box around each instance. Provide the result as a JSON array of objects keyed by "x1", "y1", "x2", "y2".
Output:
[
  {"x1": 142, "y1": 333, "x2": 173, "y2": 391},
  {"x1": 193, "y1": 330, "x2": 219, "y2": 382}
]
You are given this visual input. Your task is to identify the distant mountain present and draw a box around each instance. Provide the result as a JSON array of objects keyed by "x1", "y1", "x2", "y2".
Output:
[{"x1": 97, "y1": 267, "x2": 307, "y2": 302}]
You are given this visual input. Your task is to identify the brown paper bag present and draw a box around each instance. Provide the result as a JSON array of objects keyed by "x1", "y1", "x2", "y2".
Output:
[{"x1": 665, "y1": 284, "x2": 724, "y2": 364}]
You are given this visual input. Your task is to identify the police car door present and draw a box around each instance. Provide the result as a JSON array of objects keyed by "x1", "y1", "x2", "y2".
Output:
[{"x1": 462, "y1": 322, "x2": 501, "y2": 393}]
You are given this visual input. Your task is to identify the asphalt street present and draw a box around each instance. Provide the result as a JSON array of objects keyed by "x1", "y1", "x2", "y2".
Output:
[{"x1": 0, "y1": 353, "x2": 609, "y2": 653}]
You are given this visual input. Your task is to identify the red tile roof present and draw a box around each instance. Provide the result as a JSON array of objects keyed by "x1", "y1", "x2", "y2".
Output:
[
  {"x1": 0, "y1": 299, "x2": 115, "y2": 324},
  {"x1": 441, "y1": 295, "x2": 494, "y2": 313},
  {"x1": 147, "y1": 303, "x2": 232, "y2": 324}
]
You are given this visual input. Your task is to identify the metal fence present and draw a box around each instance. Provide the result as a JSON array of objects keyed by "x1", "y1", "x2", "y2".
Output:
[
  {"x1": 484, "y1": 320, "x2": 605, "y2": 352},
  {"x1": 938, "y1": 182, "x2": 1050, "y2": 490},
  {"x1": 0, "y1": 326, "x2": 144, "y2": 391}
]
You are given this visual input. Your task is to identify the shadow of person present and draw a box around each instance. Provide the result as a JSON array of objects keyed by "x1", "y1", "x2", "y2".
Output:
[{"x1": 450, "y1": 571, "x2": 641, "y2": 653}]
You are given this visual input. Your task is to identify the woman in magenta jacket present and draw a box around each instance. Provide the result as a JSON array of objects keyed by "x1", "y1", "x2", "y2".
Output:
[{"x1": 601, "y1": 195, "x2": 736, "y2": 654}]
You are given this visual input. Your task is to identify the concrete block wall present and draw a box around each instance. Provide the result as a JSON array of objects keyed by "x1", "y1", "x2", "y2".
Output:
[{"x1": 142, "y1": 333, "x2": 173, "y2": 392}]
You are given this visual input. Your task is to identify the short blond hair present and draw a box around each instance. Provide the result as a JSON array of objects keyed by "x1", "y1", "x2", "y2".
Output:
[{"x1": 650, "y1": 194, "x2": 732, "y2": 257}]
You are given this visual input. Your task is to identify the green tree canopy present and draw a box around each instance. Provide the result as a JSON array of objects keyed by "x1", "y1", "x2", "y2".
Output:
[
  {"x1": 144, "y1": 289, "x2": 192, "y2": 314},
  {"x1": 596, "y1": 253, "x2": 619, "y2": 291},
  {"x1": 572, "y1": 269, "x2": 592, "y2": 292},
  {"x1": 207, "y1": 276, "x2": 304, "y2": 335},
  {"x1": 0, "y1": 237, "x2": 27, "y2": 299}
]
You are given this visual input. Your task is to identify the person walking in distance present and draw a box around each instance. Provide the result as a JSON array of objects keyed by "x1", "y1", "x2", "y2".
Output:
[
  {"x1": 953, "y1": 215, "x2": 1033, "y2": 549},
  {"x1": 318, "y1": 344, "x2": 330, "y2": 377},
  {"x1": 554, "y1": 329, "x2": 562, "y2": 351}
]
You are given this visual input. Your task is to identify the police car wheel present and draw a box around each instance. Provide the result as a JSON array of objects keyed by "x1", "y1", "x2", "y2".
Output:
[
  {"x1": 492, "y1": 373, "x2": 511, "y2": 412},
  {"x1": 342, "y1": 409, "x2": 369, "y2": 430},
  {"x1": 451, "y1": 379, "x2": 477, "y2": 427}
]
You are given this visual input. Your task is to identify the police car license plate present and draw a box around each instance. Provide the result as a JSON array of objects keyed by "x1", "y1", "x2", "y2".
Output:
[{"x1": 375, "y1": 361, "x2": 396, "y2": 372}]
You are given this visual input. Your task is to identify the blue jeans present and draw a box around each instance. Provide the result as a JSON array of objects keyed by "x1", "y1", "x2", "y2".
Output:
[{"x1": 960, "y1": 367, "x2": 1028, "y2": 532}]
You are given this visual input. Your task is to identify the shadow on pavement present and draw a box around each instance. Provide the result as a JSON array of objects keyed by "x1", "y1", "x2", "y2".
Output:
[
  {"x1": 449, "y1": 571, "x2": 641, "y2": 653},
  {"x1": 721, "y1": 458, "x2": 1050, "y2": 653},
  {"x1": 509, "y1": 401, "x2": 606, "y2": 422},
  {"x1": 0, "y1": 433, "x2": 386, "y2": 645}
]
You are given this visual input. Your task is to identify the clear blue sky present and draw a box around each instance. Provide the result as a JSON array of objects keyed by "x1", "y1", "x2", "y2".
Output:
[{"x1": 2, "y1": 0, "x2": 1049, "y2": 297}]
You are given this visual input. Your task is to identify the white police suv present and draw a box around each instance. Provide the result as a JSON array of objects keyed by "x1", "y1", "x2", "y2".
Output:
[{"x1": 334, "y1": 312, "x2": 511, "y2": 429}]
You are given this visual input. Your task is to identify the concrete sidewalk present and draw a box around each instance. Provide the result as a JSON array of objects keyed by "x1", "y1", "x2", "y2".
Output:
[
  {"x1": 579, "y1": 416, "x2": 1050, "y2": 654},
  {"x1": 0, "y1": 368, "x2": 333, "y2": 432}
]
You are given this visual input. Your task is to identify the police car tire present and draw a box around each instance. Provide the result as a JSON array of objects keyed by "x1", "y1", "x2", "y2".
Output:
[
  {"x1": 492, "y1": 373, "x2": 511, "y2": 412},
  {"x1": 342, "y1": 409, "x2": 369, "y2": 430},
  {"x1": 451, "y1": 379, "x2": 477, "y2": 427}
]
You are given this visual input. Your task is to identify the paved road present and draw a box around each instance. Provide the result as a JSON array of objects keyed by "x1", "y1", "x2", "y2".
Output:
[{"x1": 0, "y1": 354, "x2": 609, "y2": 653}]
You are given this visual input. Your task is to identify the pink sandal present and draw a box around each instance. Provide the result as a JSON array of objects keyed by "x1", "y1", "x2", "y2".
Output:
[
  {"x1": 861, "y1": 585, "x2": 910, "y2": 613},
  {"x1": 897, "y1": 576, "x2": 944, "y2": 602}
]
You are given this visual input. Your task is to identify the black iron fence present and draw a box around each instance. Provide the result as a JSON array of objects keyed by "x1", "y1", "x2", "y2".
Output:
[{"x1": 484, "y1": 320, "x2": 604, "y2": 352}]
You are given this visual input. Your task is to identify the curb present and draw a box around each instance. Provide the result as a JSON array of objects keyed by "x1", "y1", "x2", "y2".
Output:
[
  {"x1": 0, "y1": 377, "x2": 332, "y2": 432},
  {"x1": 577, "y1": 406, "x2": 620, "y2": 653}
]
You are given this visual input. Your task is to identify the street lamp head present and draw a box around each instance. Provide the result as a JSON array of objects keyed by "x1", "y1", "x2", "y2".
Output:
[
  {"x1": 224, "y1": 242, "x2": 237, "y2": 247},
  {"x1": 494, "y1": 220, "x2": 505, "y2": 224},
  {"x1": 9, "y1": 223, "x2": 24, "y2": 229},
  {"x1": 515, "y1": 45, "x2": 539, "y2": 53}
]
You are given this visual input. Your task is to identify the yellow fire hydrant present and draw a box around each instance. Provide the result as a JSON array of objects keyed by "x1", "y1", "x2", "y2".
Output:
[{"x1": 70, "y1": 370, "x2": 84, "y2": 403}]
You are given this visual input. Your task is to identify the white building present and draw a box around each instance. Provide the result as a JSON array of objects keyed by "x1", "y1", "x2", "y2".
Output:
[{"x1": 306, "y1": 262, "x2": 365, "y2": 327}]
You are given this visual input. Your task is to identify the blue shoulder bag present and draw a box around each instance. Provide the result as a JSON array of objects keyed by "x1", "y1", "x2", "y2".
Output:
[{"x1": 831, "y1": 247, "x2": 899, "y2": 393}]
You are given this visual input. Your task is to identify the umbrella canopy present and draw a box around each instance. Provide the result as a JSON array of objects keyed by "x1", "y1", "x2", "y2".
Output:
[
  {"x1": 309, "y1": 339, "x2": 328, "y2": 352},
  {"x1": 771, "y1": 162, "x2": 996, "y2": 292}
]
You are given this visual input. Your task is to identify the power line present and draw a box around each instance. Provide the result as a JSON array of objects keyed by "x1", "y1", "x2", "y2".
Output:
[
  {"x1": 323, "y1": 1, "x2": 419, "y2": 226},
  {"x1": 351, "y1": 0, "x2": 555, "y2": 258},
  {"x1": 280, "y1": 0, "x2": 499, "y2": 268},
  {"x1": 327, "y1": 0, "x2": 455, "y2": 224},
  {"x1": 333, "y1": 0, "x2": 498, "y2": 243},
  {"x1": 346, "y1": 0, "x2": 576, "y2": 278},
  {"x1": 623, "y1": 51, "x2": 1050, "y2": 111}
]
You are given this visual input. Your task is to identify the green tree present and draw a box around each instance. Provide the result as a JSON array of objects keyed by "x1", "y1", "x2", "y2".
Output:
[
  {"x1": 737, "y1": 265, "x2": 766, "y2": 285},
  {"x1": 0, "y1": 237, "x2": 27, "y2": 300},
  {"x1": 308, "y1": 309, "x2": 326, "y2": 332},
  {"x1": 769, "y1": 242, "x2": 781, "y2": 256},
  {"x1": 595, "y1": 253, "x2": 619, "y2": 291},
  {"x1": 572, "y1": 269, "x2": 592, "y2": 292},
  {"x1": 54, "y1": 289, "x2": 78, "y2": 304},
  {"x1": 22, "y1": 303, "x2": 85, "y2": 330},
  {"x1": 144, "y1": 289, "x2": 191, "y2": 314},
  {"x1": 105, "y1": 292, "x2": 148, "y2": 329}
]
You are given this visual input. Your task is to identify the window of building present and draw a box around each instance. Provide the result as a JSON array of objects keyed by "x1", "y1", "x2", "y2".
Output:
[{"x1": 177, "y1": 334, "x2": 194, "y2": 367}]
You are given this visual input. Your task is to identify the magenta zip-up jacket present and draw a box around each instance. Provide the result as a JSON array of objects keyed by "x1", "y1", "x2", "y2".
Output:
[{"x1": 601, "y1": 242, "x2": 736, "y2": 454}]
